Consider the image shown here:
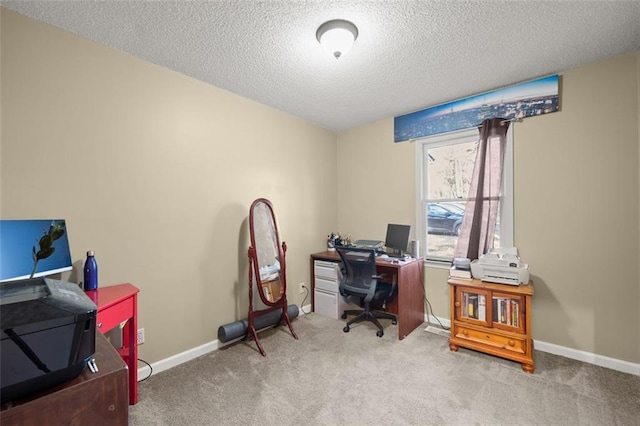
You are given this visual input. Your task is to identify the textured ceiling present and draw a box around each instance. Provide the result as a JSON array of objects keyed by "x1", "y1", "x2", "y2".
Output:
[{"x1": 3, "y1": 1, "x2": 640, "y2": 132}]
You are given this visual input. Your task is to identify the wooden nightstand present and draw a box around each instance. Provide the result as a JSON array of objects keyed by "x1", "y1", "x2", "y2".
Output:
[{"x1": 448, "y1": 278, "x2": 534, "y2": 373}]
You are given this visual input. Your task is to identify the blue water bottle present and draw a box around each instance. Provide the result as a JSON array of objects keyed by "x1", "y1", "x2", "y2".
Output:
[{"x1": 83, "y1": 250, "x2": 98, "y2": 291}]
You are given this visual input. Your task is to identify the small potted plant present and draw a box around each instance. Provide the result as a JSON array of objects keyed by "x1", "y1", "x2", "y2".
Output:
[{"x1": 30, "y1": 220, "x2": 66, "y2": 278}]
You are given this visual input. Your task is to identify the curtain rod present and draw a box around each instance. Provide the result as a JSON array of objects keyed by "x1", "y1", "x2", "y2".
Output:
[{"x1": 501, "y1": 117, "x2": 524, "y2": 124}]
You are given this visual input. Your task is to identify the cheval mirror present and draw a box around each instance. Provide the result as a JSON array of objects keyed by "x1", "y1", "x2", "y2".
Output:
[{"x1": 247, "y1": 198, "x2": 298, "y2": 356}]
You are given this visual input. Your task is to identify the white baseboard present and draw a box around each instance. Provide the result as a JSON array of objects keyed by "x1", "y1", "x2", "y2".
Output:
[
  {"x1": 426, "y1": 314, "x2": 451, "y2": 329},
  {"x1": 425, "y1": 314, "x2": 640, "y2": 376},
  {"x1": 138, "y1": 309, "x2": 639, "y2": 379},
  {"x1": 298, "y1": 303, "x2": 312, "y2": 316},
  {"x1": 534, "y1": 340, "x2": 640, "y2": 376},
  {"x1": 137, "y1": 339, "x2": 222, "y2": 379},
  {"x1": 137, "y1": 303, "x2": 313, "y2": 379}
]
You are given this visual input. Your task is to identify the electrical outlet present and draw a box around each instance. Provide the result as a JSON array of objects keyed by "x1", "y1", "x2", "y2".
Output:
[
  {"x1": 137, "y1": 328, "x2": 145, "y2": 345},
  {"x1": 299, "y1": 283, "x2": 306, "y2": 294}
]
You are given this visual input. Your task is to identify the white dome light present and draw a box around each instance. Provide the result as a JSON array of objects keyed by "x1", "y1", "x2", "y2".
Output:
[{"x1": 316, "y1": 19, "x2": 359, "y2": 59}]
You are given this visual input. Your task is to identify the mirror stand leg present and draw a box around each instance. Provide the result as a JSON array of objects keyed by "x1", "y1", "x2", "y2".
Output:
[
  {"x1": 282, "y1": 311, "x2": 299, "y2": 340},
  {"x1": 247, "y1": 325, "x2": 267, "y2": 356}
]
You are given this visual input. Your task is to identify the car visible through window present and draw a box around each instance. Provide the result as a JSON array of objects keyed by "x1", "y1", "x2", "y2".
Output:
[{"x1": 427, "y1": 203, "x2": 464, "y2": 236}]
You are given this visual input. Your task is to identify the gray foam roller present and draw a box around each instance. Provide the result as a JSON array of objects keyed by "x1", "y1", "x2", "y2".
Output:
[{"x1": 217, "y1": 304, "x2": 299, "y2": 343}]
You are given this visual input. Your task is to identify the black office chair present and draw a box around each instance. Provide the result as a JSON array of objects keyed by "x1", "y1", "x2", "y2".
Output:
[{"x1": 335, "y1": 246, "x2": 397, "y2": 337}]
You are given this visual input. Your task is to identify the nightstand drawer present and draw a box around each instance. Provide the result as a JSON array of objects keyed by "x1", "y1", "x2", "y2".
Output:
[
  {"x1": 314, "y1": 260, "x2": 339, "y2": 280},
  {"x1": 454, "y1": 326, "x2": 526, "y2": 354},
  {"x1": 97, "y1": 297, "x2": 134, "y2": 332},
  {"x1": 315, "y1": 277, "x2": 338, "y2": 293}
]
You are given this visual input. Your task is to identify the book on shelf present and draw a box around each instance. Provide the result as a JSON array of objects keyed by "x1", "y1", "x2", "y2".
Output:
[
  {"x1": 464, "y1": 293, "x2": 478, "y2": 319},
  {"x1": 492, "y1": 296, "x2": 520, "y2": 327},
  {"x1": 463, "y1": 293, "x2": 487, "y2": 321},
  {"x1": 449, "y1": 266, "x2": 472, "y2": 279},
  {"x1": 477, "y1": 295, "x2": 486, "y2": 320}
]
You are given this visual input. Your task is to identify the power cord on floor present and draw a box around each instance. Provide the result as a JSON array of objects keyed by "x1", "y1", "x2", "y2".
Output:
[
  {"x1": 424, "y1": 293, "x2": 449, "y2": 330},
  {"x1": 299, "y1": 285, "x2": 311, "y2": 314},
  {"x1": 137, "y1": 358, "x2": 152, "y2": 382},
  {"x1": 420, "y1": 277, "x2": 450, "y2": 331}
]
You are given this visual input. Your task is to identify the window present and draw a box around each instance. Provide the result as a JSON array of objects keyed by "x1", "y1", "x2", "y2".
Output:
[{"x1": 415, "y1": 127, "x2": 513, "y2": 264}]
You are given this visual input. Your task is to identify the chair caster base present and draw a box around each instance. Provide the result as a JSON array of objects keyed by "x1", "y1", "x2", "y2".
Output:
[
  {"x1": 376, "y1": 330, "x2": 383, "y2": 337},
  {"x1": 392, "y1": 319, "x2": 397, "y2": 325},
  {"x1": 343, "y1": 326, "x2": 350, "y2": 333}
]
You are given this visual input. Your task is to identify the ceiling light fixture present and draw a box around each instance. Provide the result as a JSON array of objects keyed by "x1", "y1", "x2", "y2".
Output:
[{"x1": 316, "y1": 19, "x2": 358, "y2": 59}]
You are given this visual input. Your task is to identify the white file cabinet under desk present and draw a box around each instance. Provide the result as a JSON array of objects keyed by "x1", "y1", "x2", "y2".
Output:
[{"x1": 314, "y1": 259, "x2": 359, "y2": 319}]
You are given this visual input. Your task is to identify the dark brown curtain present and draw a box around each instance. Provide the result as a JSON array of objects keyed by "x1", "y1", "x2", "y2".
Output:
[{"x1": 454, "y1": 118, "x2": 510, "y2": 260}]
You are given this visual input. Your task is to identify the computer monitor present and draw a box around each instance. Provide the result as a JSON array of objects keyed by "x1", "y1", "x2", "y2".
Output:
[
  {"x1": 0, "y1": 219, "x2": 72, "y2": 282},
  {"x1": 384, "y1": 224, "x2": 411, "y2": 256}
]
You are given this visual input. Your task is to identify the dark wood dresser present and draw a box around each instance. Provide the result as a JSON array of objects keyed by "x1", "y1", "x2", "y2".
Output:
[{"x1": 1, "y1": 331, "x2": 129, "y2": 425}]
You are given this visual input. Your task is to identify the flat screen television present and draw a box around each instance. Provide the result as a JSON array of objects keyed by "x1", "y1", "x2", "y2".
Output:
[
  {"x1": 384, "y1": 223, "x2": 411, "y2": 256},
  {"x1": 0, "y1": 219, "x2": 73, "y2": 282}
]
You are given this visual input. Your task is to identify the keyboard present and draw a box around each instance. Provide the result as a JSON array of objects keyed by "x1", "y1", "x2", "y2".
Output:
[
  {"x1": 385, "y1": 251, "x2": 405, "y2": 258},
  {"x1": 376, "y1": 250, "x2": 405, "y2": 258}
]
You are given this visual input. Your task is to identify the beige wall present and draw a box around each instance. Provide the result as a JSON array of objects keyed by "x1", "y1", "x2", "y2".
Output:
[
  {"x1": 336, "y1": 118, "x2": 416, "y2": 237},
  {"x1": 1, "y1": 9, "x2": 338, "y2": 363},
  {"x1": 339, "y1": 52, "x2": 640, "y2": 364},
  {"x1": 517, "y1": 53, "x2": 639, "y2": 363},
  {"x1": 637, "y1": 52, "x2": 640, "y2": 351}
]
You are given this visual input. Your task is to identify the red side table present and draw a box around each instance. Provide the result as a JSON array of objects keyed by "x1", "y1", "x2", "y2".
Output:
[{"x1": 85, "y1": 283, "x2": 140, "y2": 405}]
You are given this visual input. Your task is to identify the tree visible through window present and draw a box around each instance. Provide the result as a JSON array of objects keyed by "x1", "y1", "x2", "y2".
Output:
[{"x1": 415, "y1": 127, "x2": 513, "y2": 262}]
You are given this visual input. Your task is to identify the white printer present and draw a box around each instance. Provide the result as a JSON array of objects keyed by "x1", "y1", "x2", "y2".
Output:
[{"x1": 470, "y1": 247, "x2": 530, "y2": 285}]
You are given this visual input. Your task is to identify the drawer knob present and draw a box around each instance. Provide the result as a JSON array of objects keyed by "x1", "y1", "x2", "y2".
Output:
[
  {"x1": 486, "y1": 334, "x2": 490, "y2": 339},
  {"x1": 508, "y1": 340, "x2": 515, "y2": 347},
  {"x1": 97, "y1": 323, "x2": 103, "y2": 328},
  {"x1": 462, "y1": 329, "x2": 468, "y2": 336},
  {"x1": 454, "y1": 302, "x2": 460, "y2": 307}
]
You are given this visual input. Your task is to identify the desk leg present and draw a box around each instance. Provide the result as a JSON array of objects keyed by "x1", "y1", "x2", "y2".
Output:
[
  {"x1": 121, "y1": 306, "x2": 138, "y2": 404},
  {"x1": 396, "y1": 261, "x2": 425, "y2": 340}
]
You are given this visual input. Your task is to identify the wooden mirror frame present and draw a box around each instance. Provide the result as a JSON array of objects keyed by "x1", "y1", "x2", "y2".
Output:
[{"x1": 247, "y1": 198, "x2": 298, "y2": 356}]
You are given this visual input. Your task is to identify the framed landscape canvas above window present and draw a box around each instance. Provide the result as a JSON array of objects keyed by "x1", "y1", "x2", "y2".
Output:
[{"x1": 395, "y1": 75, "x2": 559, "y2": 143}]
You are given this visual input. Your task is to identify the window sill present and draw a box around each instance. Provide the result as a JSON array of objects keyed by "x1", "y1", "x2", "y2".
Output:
[{"x1": 422, "y1": 259, "x2": 452, "y2": 270}]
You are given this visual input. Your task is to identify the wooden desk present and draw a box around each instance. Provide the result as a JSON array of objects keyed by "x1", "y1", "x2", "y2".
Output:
[
  {"x1": 1, "y1": 332, "x2": 128, "y2": 425},
  {"x1": 86, "y1": 283, "x2": 139, "y2": 405},
  {"x1": 310, "y1": 251, "x2": 424, "y2": 339}
]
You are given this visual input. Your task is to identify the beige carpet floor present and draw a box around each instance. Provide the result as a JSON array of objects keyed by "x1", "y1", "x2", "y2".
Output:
[{"x1": 129, "y1": 313, "x2": 639, "y2": 425}]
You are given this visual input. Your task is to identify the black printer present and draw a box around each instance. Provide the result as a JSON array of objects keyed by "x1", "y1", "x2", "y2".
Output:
[{"x1": 1, "y1": 277, "x2": 97, "y2": 403}]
